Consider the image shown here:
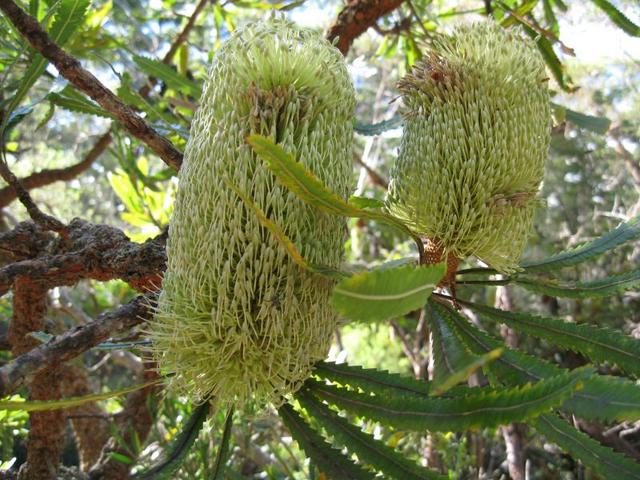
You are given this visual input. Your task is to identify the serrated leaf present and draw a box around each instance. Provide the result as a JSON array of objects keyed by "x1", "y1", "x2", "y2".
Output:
[
  {"x1": 551, "y1": 103, "x2": 612, "y2": 134},
  {"x1": 247, "y1": 135, "x2": 415, "y2": 238},
  {"x1": 133, "y1": 56, "x2": 202, "y2": 97},
  {"x1": 464, "y1": 301, "x2": 640, "y2": 376},
  {"x1": 331, "y1": 263, "x2": 445, "y2": 323},
  {"x1": 521, "y1": 216, "x2": 640, "y2": 273},
  {"x1": 297, "y1": 390, "x2": 445, "y2": 480},
  {"x1": 46, "y1": 91, "x2": 112, "y2": 118},
  {"x1": 436, "y1": 301, "x2": 640, "y2": 422},
  {"x1": 4, "y1": 0, "x2": 91, "y2": 122},
  {"x1": 278, "y1": 403, "x2": 376, "y2": 480},
  {"x1": 428, "y1": 302, "x2": 502, "y2": 395},
  {"x1": 523, "y1": 26, "x2": 570, "y2": 91},
  {"x1": 136, "y1": 402, "x2": 211, "y2": 480},
  {"x1": 314, "y1": 361, "x2": 431, "y2": 398},
  {"x1": 211, "y1": 408, "x2": 234, "y2": 480},
  {"x1": 308, "y1": 368, "x2": 591, "y2": 432},
  {"x1": 354, "y1": 115, "x2": 403, "y2": 136},
  {"x1": 516, "y1": 270, "x2": 640, "y2": 298},
  {"x1": 535, "y1": 413, "x2": 640, "y2": 479},
  {"x1": 591, "y1": 0, "x2": 640, "y2": 37},
  {"x1": 0, "y1": 379, "x2": 159, "y2": 412}
]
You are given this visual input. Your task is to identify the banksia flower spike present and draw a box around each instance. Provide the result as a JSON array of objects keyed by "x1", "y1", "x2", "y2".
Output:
[
  {"x1": 149, "y1": 18, "x2": 355, "y2": 407},
  {"x1": 387, "y1": 22, "x2": 551, "y2": 273}
]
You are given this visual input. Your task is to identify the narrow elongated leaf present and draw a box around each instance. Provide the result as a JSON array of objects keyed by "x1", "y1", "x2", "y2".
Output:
[
  {"x1": 133, "y1": 56, "x2": 202, "y2": 97},
  {"x1": 0, "y1": 379, "x2": 159, "y2": 411},
  {"x1": 591, "y1": 0, "x2": 640, "y2": 37},
  {"x1": 535, "y1": 414, "x2": 640, "y2": 479},
  {"x1": 523, "y1": 26, "x2": 570, "y2": 91},
  {"x1": 348, "y1": 196, "x2": 385, "y2": 210},
  {"x1": 28, "y1": 331, "x2": 150, "y2": 350},
  {"x1": 308, "y1": 368, "x2": 591, "y2": 432},
  {"x1": 5, "y1": 0, "x2": 91, "y2": 119},
  {"x1": 331, "y1": 263, "x2": 445, "y2": 323},
  {"x1": 516, "y1": 270, "x2": 640, "y2": 298},
  {"x1": 560, "y1": 104, "x2": 611, "y2": 134},
  {"x1": 247, "y1": 135, "x2": 415, "y2": 237},
  {"x1": 211, "y1": 408, "x2": 234, "y2": 480},
  {"x1": 278, "y1": 403, "x2": 375, "y2": 480},
  {"x1": 136, "y1": 402, "x2": 211, "y2": 479},
  {"x1": 297, "y1": 390, "x2": 445, "y2": 480},
  {"x1": 46, "y1": 91, "x2": 112, "y2": 118},
  {"x1": 437, "y1": 301, "x2": 640, "y2": 422},
  {"x1": 464, "y1": 301, "x2": 640, "y2": 375},
  {"x1": 354, "y1": 115, "x2": 403, "y2": 136},
  {"x1": 521, "y1": 216, "x2": 640, "y2": 272},
  {"x1": 314, "y1": 362, "x2": 431, "y2": 398},
  {"x1": 428, "y1": 302, "x2": 501, "y2": 395}
]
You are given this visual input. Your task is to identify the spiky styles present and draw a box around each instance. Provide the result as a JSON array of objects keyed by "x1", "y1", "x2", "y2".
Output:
[
  {"x1": 387, "y1": 22, "x2": 551, "y2": 272},
  {"x1": 149, "y1": 18, "x2": 355, "y2": 406}
]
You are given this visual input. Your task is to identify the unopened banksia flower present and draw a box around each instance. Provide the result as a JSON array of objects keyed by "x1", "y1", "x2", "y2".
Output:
[
  {"x1": 149, "y1": 18, "x2": 355, "y2": 406},
  {"x1": 387, "y1": 22, "x2": 551, "y2": 273}
]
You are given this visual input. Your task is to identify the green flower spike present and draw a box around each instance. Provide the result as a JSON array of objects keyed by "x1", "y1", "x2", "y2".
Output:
[
  {"x1": 149, "y1": 18, "x2": 355, "y2": 407},
  {"x1": 387, "y1": 22, "x2": 551, "y2": 273}
]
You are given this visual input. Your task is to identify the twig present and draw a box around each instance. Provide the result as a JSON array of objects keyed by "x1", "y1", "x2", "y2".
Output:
[
  {"x1": 0, "y1": 294, "x2": 155, "y2": 398},
  {"x1": 0, "y1": 132, "x2": 112, "y2": 209},
  {"x1": 0, "y1": 152, "x2": 68, "y2": 236},
  {"x1": 0, "y1": 0, "x2": 184, "y2": 170}
]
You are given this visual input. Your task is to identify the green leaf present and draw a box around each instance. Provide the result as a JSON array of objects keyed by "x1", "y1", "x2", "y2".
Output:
[
  {"x1": 591, "y1": 0, "x2": 640, "y2": 37},
  {"x1": 4, "y1": 0, "x2": 91, "y2": 123},
  {"x1": 296, "y1": 390, "x2": 446, "y2": 480},
  {"x1": 330, "y1": 263, "x2": 445, "y2": 323},
  {"x1": 463, "y1": 301, "x2": 640, "y2": 376},
  {"x1": 428, "y1": 302, "x2": 502, "y2": 395},
  {"x1": 535, "y1": 414, "x2": 640, "y2": 479},
  {"x1": 354, "y1": 115, "x2": 403, "y2": 136},
  {"x1": 551, "y1": 103, "x2": 611, "y2": 134},
  {"x1": 348, "y1": 196, "x2": 386, "y2": 210},
  {"x1": 523, "y1": 26, "x2": 570, "y2": 91},
  {"x1": 516, "y1": 270, "x2": 640, "y2": 298},
  {"x1": 136, "y1": 402, "x2": 211, "y2": 480},
  {"x1": 521, "y1": 216, "x2": 640, "y2": 273},
  {"x1": 436, "y1": 301, "x2": 640, "y2": 422},
  {"x1": 132, "y1": 56, "x2": 202, "y2": 97},
  {"x1": 247, "y1": 135, "x2": 415, "y2": 238},
  {"x1": 313, "y1": 361, "x2": 431, "y2": 398},
  {"x1": 46, "y1": 90, "x2": 112, "y2": 118},
  {"x1": 308, "y1": 368, "x2": 591, "y2": 432},
  {"x1": 211, "y1": 408, "x2": 234, "y2": 480},
  {"x1": 278, "y1": 403, "x2": 376, "y2": 480},
  {"x1": 0, "y1": 379, "x2": 159, "y2": 412}
]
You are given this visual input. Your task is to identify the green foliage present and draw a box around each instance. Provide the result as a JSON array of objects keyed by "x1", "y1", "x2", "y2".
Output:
[
  {"x1": 211, "y1": 408, "x2": 234, "y2": 480},
  {"x1": 535, "y1": 413, "x2": 640, "y2": 479},
  {"x1": 330, "y1": 263, "x2": 445, "y2": 323},
  {"x1": 136, "y1": 403, "x2": 211, "y2": 479},
  {"x1": 515, "y1": 269, "x2": 640, "y2": 298},
  {"x1": 464, "y1": 301, "x2": 640, "y2": 375},
  {"x1": 591, "y1": 0, "x2": 640, "y2": 36},
  {"x1": 278, "y1": 403, "x2": 376, "y2": 480},
  {"x1": 307, "y1": 368, "x2": 591, "y2": 432},
  {"x1": 427, "y1": 302, "x2": 502, "y2": 395},
  {"x1": 132, "y1": 56, "x2": 202, "y2": 97},
  {"x1": 296, "y1": 390, "x2": 446, "y2": 480},
  {"x1": 521, "y1": 216, "x2": 640, "y2": 272}
]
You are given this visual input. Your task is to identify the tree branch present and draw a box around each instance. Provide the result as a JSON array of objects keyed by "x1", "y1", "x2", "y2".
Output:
[
  {"x1": 0, "y1": 132, "x2": 112, "y2": 209},
  {"x1": 0, "y1": 294, "x2": 154, "y2": 398},
  {"x1": 326, "y1": 0, "x2": 405, "y2": 55},
  {"x1": 0, "y1": 0, "x2": 183, "y2": 171}
]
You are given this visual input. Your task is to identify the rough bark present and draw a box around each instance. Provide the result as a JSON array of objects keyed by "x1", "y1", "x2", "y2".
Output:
[{"x1": 326, "y1": 0, "x2": 405, "y2": 55}]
